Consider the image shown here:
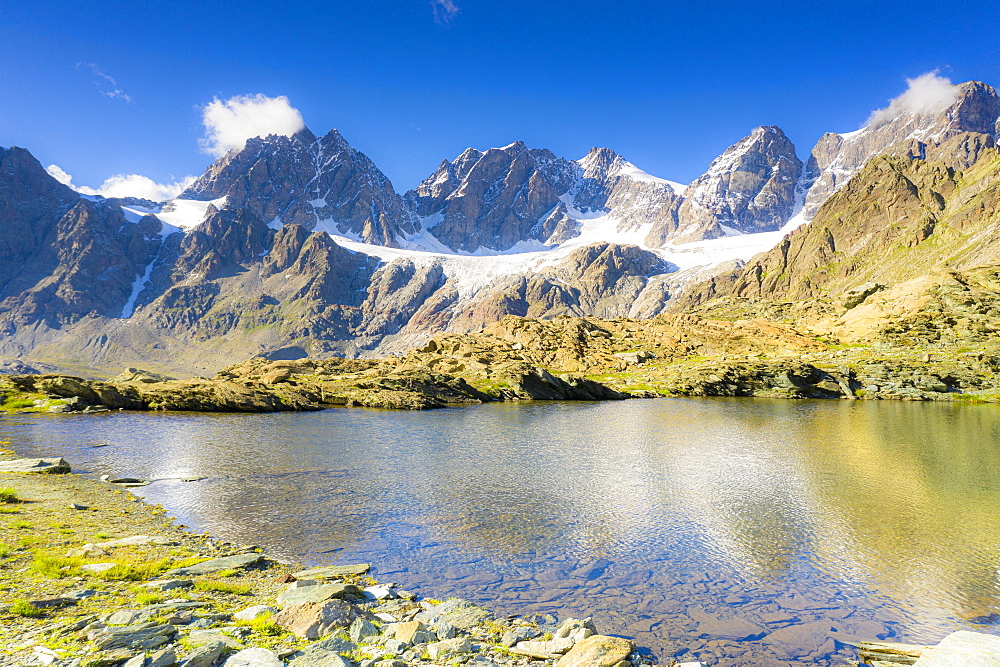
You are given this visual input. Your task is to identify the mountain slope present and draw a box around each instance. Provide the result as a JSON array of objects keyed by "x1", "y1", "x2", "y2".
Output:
[{"x1": 677, "y1": 134, "x2": 1000, "y2": 310}]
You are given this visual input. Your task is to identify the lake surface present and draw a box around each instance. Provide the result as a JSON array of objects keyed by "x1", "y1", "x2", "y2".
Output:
[{"x1": 4, "y1": 398, "x2": 1000, "y2": 665}]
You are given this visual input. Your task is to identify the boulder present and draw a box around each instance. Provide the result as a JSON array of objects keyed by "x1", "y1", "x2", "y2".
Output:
[
  {"x1": 348, "y1": 617, "x2": 379, "y2": 643},
  {"x1": 270, "y1": 599, "x2": 376, "y2": 639},
  {"x1": 179, "y1": 640, "x2": 226, "y2": 667},
  {"x1": 287, "y1": 648, "x2": 353, "y2": 667},
  {"x1": 96, "y1": 535, "x2": 178, "y2": 547},
  {"x1": 276, "y1": 582, "x2": 361, "y2": 608},
  {"x1": 81, "y1": 562, "x2": 118, "y2": 573},
  {"x1": 222, "y1": 648, "x2": 283, "y2": 667},
  {"x1": 0, "y1": 457, "x2": 70, "y2": 474},
  {"x1": 138, "y1": 579, "x2": 194, "y2": 592},
  {"x1": 556, "y1": 635, "x2": 634, "y2": 667},
  {"x1": 913, "y1": 631, "x2": 1000, "y2": 666},
  {"x1": 110, "y1": 368, "x2": 177, "y2": 384},
  {"x1": 426, "y1": 637, "x2": 473, "y2": 660},
  {"x1": 149, "y1": 646, "x2": 177, "y2": 667},
  {"x1": 390, "y1": 620, "x2": 426, "y2": 644},
  {"x1": 512, "y1": 638, "x2": 575, "y2": 659}
]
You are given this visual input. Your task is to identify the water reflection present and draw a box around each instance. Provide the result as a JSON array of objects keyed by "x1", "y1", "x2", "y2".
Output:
[{"x1": 3, "y1": 399, "x2": 1000, "y2": 665}]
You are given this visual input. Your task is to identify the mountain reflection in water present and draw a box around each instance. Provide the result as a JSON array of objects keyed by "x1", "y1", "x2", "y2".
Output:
[{"x1": 4, "y1": 398, "x2": 1000, "y2": 666}]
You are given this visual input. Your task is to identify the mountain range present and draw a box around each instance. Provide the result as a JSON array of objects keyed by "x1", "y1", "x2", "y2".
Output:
[{"x1": 1, "y1": 80, "x2": 998, "y2": 375}]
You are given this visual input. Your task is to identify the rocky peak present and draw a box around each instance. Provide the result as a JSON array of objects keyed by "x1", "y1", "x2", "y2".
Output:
[
  {"x1": 405, "y1": 142, "x2": 579, "y2": 253},
  {"x1": 180, "y1": 128, "x2": 415, "y2": 245},
  {"x1": 652, "y1": 125, "x2": 802, "y2": 244}
]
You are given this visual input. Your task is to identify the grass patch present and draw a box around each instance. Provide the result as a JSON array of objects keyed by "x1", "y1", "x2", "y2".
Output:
[
  {"x1": 94, "y1": 532, "x2": 112, "y2": 539},
  {"x1": 0, "y1": 543, "x2": 12, "y2": 558},
  {"x1": 0, "y1": 487, "x2": 19, "y2": 503},
  {"x1": 90, "y1": 558, "x2": 174, "y2": 582},
  {"x1": 134, "y1": 592, "x2": 165, "y2": 605},
  {"x1": 10, "y1": 599, "x2": 43, "y2": 618},
  {"x1": 2, "y1": 397, "x2": 37, "y2": 411},
  {"x1": 236, "y1": 612, "x2": 285, "y2": 636},
  {"x1": 194, "y1": 580, "x2": 251, "y2": 595},
  {"x1": 30, "y1": 553, "x2": 83, "y2": 578},
  {"x1": 214, "y1": 568, "x2": 240, "y2": 578},
  {"x1": 12, "y1": 520, "x2": 32, "y2": 530}
]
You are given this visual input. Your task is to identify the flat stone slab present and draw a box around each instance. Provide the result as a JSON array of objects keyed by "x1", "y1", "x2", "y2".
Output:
[
  {"x1": 89, "y1": 623, "x2": 177, "y2": 651},
  {"x1": 276, "y1": 583, "x2": 361, "y2": 608},
  {"x1": 97, "y1": 535, "x2": 178, "y2": 547},
  {"x1": 0, "y1": 457, "x2": 70, "y2": 474},
  {"x1": 163, "y1": 552, "x2": 265, "y2": 577},
  {"x1": 914, "y1": 631, "x2": 1000, "y2": 666},
  {"x1": 292, "y1": 563, "x2": 371, "y2": 580}
]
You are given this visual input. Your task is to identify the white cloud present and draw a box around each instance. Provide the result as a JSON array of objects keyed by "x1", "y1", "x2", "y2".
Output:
[
  {"x1": 866, "y1": 71, "x2": 960, "y2": 127},
  {"x1": 199, "y1": 94, "x2": 305, "y2": 157},
  {"x1": 47, "y1": 164, "x2": 195, "y2": 202},
  {"x1": 77, "y1": 63, "x2": 132, "y2": 103},
  {"x1": 431, "y1": 0, "x2": 460, "y2": 25},
  {"x1": 46, "y1": 164, "x2": 74, "y2": 186}
]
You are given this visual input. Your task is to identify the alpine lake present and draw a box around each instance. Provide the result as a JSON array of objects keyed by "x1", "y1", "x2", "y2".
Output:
[{"x1": 4, "y1": 397, "x2": 1000, "y2": 666}]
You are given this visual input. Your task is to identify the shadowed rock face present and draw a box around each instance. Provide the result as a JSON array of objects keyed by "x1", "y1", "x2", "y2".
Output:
[
  {"x1": 649, "y1": 126, "x2": 803, "y2": 245},
  {"x1": 0, "y1": 154, "x2": 166, "y2": 331},
  {"x1": 183, "y1": 128, "x2": 416, "y2": 245}
]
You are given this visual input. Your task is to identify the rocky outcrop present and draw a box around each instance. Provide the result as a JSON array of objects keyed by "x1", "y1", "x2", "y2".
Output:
[
  {"x1": 649, "y1": 126, "x2": 802, "y2": 244},
  {"x1": 183, "y1": 128, "x2": 416, "y2": 245}
]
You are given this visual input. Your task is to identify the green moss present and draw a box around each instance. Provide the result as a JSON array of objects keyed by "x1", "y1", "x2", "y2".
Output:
[{"x1": 0, "y1": 488, "x2": 19, "y2": 504}]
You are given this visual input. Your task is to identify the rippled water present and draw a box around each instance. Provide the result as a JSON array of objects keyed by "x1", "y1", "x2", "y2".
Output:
[{"x1": 4, "y1": 398, "x2": 1000, "y2": 665}]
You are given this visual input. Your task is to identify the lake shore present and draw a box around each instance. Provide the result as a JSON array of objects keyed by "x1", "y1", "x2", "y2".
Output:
[{"x1": 0, "y1": 451, "x2": 649, "y2": 667}]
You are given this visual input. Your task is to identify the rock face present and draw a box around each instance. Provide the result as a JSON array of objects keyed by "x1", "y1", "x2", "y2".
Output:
[
  {"x1": 183, "y1": 128, "x2": 416, "y2": 245},
  {"x1": 649, "y1": 126, "x2": 802, "y2": 244},
  {"x1": 0, "y1": 147, "x2": 166, "y2": 331},
  {"x1": 405, "y1": 143, "x2": 687, "y2": 253},
  {"x1": 405, "y1": 142, "x2": 580, "y2": 252}
]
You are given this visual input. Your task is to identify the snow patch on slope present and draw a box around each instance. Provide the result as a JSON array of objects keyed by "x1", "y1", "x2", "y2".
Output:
[{"x1": 155, "y1": 197, "x2": 228, "y2": 230}]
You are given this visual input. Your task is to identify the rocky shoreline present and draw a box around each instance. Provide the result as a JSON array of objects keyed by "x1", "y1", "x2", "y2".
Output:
[{"x1": 0, "y1": 455, "x2": 654, "y2": 667}]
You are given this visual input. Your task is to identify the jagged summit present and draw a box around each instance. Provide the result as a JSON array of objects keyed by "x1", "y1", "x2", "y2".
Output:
[{"x1": 181, "y1": 127, "x2": 416, "y2": 246}]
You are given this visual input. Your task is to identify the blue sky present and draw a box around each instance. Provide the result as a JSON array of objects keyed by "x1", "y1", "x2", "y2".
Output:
[{"x1": 2, "y1": 0, "x2": 999, "y2": 197}]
